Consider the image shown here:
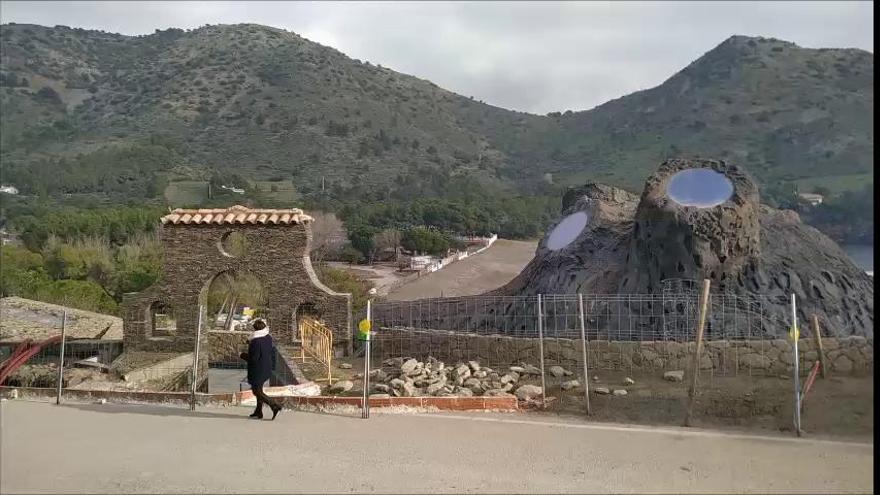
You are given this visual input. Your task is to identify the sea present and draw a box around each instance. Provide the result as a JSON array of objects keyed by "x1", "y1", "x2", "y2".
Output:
[{"x1": 842, "y1": 244, "x2": 874, "y2": 275}]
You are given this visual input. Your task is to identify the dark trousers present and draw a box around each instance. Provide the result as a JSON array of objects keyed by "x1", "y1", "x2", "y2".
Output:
[{"x1": 252, "y1": 383, "x2": 279, "y2": 415}]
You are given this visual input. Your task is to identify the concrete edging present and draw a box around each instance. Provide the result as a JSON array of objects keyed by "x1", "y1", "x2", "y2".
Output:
[{"x1": 1, "y1": 386, "x2": 519, "y2": 411}]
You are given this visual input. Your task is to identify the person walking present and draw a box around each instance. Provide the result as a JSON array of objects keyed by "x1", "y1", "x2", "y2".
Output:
[{"x1": 240, "y1": 319, "x2": 281, "y2": 420}]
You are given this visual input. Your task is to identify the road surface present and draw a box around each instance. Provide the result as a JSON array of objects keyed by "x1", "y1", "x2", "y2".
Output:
[{"x1": 0, "y1": 400, "x2": 872, "y2": 493}]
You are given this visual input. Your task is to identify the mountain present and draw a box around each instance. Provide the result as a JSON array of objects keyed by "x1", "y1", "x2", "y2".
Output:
[{"x1": 0, "y1": 24, "x2": 873, "y2": 207}]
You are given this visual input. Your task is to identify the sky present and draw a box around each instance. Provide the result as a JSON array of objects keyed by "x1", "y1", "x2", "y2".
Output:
[{"x1": 0, "y1": 1, "x2": 873, "y2": 114}]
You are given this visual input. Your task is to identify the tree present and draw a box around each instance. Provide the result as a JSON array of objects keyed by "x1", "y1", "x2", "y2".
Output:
[
  {"x1": 348, "y1": 224, "x2": 379, "y2": 264},
  {"x1": 401, "y1": 227, "x2": 450, "y2": 256},
  {"x1": 373, "y1": 228, "x2": 402, "y2": 260},
  {"x1": 309, "y1": 211, "x2": 344, "y2": 263}
]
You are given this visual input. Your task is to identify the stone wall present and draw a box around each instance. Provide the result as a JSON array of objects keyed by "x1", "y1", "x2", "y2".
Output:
[
  {"x1": 372, "y1": 327, "x2": 873, "y2": 376},
  {"x1": 122, "y1": 220, "x2": 352, "y2": 355},
  {"x1": 207, "y1": 331, "x2": 250, "y2": 364}
]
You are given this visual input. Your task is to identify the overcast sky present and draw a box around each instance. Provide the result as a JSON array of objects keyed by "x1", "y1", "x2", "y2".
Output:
[{"x1": 0, "y1": 1, "x2": 873, "y2": 114}]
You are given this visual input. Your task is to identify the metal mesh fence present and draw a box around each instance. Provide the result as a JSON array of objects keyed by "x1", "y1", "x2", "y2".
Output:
[{"x1": 353, "y1": 283, "x2": 872, "y2": 412}]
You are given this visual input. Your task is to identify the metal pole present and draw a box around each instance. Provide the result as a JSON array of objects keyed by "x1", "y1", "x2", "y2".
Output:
[
  {"x1": 536, "y1": 294, "x2": 547, "y2": 407},
  {"x1": 577, "y1": 294, "x2": 591, "y2": 415},
  {"x1": 791, "y1": 294, "x2": 802, "y2": 436},
  {"x1": 55, "y1": 311, "x2": 67, "y2": 405},
  {"x1": 362, "y1": 298, "x2": 371, "y2": 419},
  {"x1": 190, "y1": 305, "x2": 204, "y2": 412}
]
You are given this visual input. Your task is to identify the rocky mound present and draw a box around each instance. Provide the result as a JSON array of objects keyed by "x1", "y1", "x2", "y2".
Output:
[{"x1": 491, "y1": 159, "x2": 873, "y2": 337}]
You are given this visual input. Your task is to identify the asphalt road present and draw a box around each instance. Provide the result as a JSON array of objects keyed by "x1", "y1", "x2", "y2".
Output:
[{"x1": 0, "y1": 400, "x2": 872, "y2": 494}]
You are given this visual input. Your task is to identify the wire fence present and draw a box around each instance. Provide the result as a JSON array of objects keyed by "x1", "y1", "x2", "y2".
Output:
[
  {"x1": 2, "y1": 283, "x2": 871, "y2": 435},
  {"x1": 337, "y1": 282, "x2": 873, "y2": 433}
]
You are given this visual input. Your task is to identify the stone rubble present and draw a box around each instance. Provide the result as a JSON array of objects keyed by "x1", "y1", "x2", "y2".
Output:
[{"x1": 356, "y1": 357, "x2": 554, "y2": 399}]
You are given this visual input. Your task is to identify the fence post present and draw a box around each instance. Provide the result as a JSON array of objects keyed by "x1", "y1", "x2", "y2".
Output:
[
  {"x1": 684, "y1": 279, "x2": 711, "y2": 427},
  {"x1": 190, "y1": 305, "x2": 204, "y2": 412},
  {"x1": 55, "y1": 311, "x2": 67, "y2": 405},
  {"x1": 810, "y1": 314, "x2": 827, "y2": 379},
  {"x1": 536, "y1": 294, "x2": 547, "y2": 407},
  {"x1": 791, "y1": 294, "x2": 802, "y2": 437},
  {"x1": 362, "y1": 298, "x2": 371, "y2": 420},
  {"x1": 577, "y1": 294, "x2": 591, "y2": 415}
]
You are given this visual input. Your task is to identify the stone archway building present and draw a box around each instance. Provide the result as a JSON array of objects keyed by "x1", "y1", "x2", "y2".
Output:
[{"x1": 121, "y1": 205, "x2": 352, "y2": 356}]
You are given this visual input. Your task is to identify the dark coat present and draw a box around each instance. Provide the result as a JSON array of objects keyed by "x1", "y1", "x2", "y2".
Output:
[{"x1": 242, "y1": 334, "x2": 276, "y2": 386}]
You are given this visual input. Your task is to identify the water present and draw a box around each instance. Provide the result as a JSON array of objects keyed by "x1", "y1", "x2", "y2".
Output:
[{"x1": 841, "y1": 244, "x2": 873, "y2": 273}]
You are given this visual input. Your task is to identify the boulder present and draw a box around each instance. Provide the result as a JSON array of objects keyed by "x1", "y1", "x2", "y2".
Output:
[
  {"x1": 463, "y1": 377, "x2": 482, "y2": 389},
  {"x1": 663, "y1": 370, "x2": 684, "y2": 382},
  {"x1": 561, "y1": 380, "x2": 580, "y2": 391},
  {"x1": 402, "y1": 381, "x2": 417, "y2": 397},
  {"x1": 338, "y1": 362, "x2": 352, "y2": 369},
  {"x1": 329, "y1": 380, "x2": 354, "y2": 393},
  {"x1": 509, "y1": 366, "x2": 526, "y2": 374},
  {"x1": 612, "y1": 389, "x2": 628, "y2": 397},
  {"x1": 468, "y1": 361, "x2": 481, "y2": 371},
  {"x1": 473, "y1": 370, "x2": 488, "y2": 379},
  {"x1": 522, "y1": 364, "x2": 541, "y2": 375},
  {"x1": 372, "y1": 383, "x2": 390, "y2": 393},
  {"x1": 514, "y1": 384, "x2": 544, "y2": 401},
  {"x1": 426, "y1": 381, "x2": 445, "y2": 396},
  {"x1": 594, "y1": 387, "x2": 610, "y2": 395},
  {"x1": 455, "y1": 387, "x2": 474, "y2": 397},
  {"x1": 400, "y1": 359, "x2": 419, "y2": 374},
  {"x1": 500, "y1": 374, "x2": 517, "y2": 385},
  {"x1": 390, "y1": 378, "x2": 406, "y2": 389},
  {"x1": 549, "y1": 366, "x2": 566, "y2": 378},
  {"x1": 369, "y1": 369, "x2": 388, "y2": 382},
  {"x1": 624, "y1": 377, "x2": 635, "y2": 385},
  {"x1": 453, "y1": 364, "x2": 471, "y2": 380}
]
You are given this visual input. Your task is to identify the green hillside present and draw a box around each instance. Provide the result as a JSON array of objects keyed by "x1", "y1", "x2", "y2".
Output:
[{"x1": 0, "y1": 24, "x2": 873, "y2": 217}]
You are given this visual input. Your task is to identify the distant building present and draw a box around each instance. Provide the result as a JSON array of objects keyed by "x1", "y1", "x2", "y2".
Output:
[
  {"x1": 0, "y1": 185, "x2": 19, "y2": 195},
  {"x1": 797, "y1": 192, "x2": 824, "y2": 206},
  {"x1": 220, "y1": 185, "x2": 245, "y2": 195}
]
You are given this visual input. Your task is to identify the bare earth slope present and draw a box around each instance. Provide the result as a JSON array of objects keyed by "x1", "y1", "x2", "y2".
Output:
[{"x1": 387, "y1": 239, "x2": 537, "y2": 301}]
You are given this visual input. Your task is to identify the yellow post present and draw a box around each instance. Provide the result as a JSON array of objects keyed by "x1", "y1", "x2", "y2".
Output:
[
  {"x1": 811, "y1": 314, "x2": 827, "y2": 379},
  {"x1": 684, "y1": 279, "x2": 712, "y2": 427}
]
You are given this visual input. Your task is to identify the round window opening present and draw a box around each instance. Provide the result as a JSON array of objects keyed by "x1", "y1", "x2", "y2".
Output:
[
  {"x1": 546, "y1": 211, "x2": 590, "y2": 251},
  {"x1": 219, "y1": 231, "x2": 249, "y2": 258},
  {"x1": 666, "y1": 168, "x2": 734, "y2": 208}
]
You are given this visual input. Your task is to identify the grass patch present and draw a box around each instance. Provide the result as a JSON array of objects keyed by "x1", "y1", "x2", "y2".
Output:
[{"x1": 164, "y1": 180, "x2": 209, "y2": 206}]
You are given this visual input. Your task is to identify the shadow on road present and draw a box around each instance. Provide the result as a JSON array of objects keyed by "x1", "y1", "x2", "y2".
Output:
[
  {"x1": 58, "y1": 401, "x2": 365, "y2": 421},
  {"x1": 60, "y1": 402, "x2": 249, "y2": 420}
]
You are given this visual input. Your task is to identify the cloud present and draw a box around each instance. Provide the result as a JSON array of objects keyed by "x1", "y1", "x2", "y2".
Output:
[{"x1": 0, "y1": 1, "x2": 872, "y2": 113}]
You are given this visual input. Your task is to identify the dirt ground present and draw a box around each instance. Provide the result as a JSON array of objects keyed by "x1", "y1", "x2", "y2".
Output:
[
  {"x1": 537, "y1": 369, "x2": 873, "y2": 441},
  {"x1": 302, "y1": 355, "x2": 873, "y2": 440},
  {"x1": 386, "y1": 239, "x2": 537, "y2": 300},
  {"x1": 0, "y1": 296, "x2": 123, "y2": 341}
]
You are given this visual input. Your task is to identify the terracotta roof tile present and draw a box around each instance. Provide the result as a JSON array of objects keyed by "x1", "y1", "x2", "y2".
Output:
[{"x1": 161, "y1": 205, "x2": 312, "y2": 226}]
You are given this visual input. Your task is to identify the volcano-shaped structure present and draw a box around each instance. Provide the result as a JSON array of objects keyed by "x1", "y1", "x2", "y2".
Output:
[{"x1": 490, "y1": 158, "x2": 873, "y2": 337}]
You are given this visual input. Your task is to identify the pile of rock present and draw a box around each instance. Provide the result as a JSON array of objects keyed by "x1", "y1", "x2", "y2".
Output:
[{"x1": 360, "y1": 357, "x2": 545, "y2": 399}]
